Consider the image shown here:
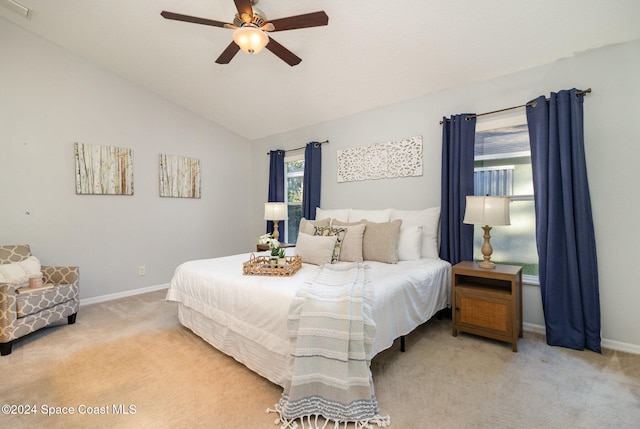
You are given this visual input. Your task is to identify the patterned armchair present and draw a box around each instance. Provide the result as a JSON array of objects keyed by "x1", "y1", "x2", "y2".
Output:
[{"x1": 0, "y1": 245, "x2": 79, "y2": 356}]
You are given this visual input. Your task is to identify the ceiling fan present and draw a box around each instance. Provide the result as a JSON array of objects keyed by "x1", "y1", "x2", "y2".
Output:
[{"x1": 160, "y1": 0, "x2": 328, "y2": 66}]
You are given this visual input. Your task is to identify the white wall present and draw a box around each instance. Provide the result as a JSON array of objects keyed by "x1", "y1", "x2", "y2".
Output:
[
  {"x1": 251, "y1": 39, "x2": 640, "y2": 351},
  {"x1": 0, "y1": 18, "x2": 253, "y2": 300}
]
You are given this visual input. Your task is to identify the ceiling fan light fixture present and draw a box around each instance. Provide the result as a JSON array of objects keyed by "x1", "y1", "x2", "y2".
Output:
[
  {"x1": 233, "y1": 26, "x2": 269, "y2": 54},
  {"x1": 161, "y1": 2, "x2": 328, "y2": 65}
]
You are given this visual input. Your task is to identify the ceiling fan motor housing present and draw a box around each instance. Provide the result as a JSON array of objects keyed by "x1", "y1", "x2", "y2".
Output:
[{"x1": 234, "y1": 7, "x2": 266, "y2": 28}]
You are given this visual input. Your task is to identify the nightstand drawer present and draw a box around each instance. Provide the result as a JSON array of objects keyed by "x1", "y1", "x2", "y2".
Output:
[{"x1": 456, "y1": 292, "x2": 512, "y2": 337}]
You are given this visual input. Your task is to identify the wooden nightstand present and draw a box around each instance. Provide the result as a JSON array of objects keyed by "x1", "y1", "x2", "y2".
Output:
[
  {"x1": 256, "y1": 242, "x2": 295, "y2": 252},
  {"x1": 451, "y1": 261, "x2": 523, "y2": 352}
]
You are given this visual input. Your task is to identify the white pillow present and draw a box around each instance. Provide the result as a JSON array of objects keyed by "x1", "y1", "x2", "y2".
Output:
[
  {"x1": 294, "y1": 233, "x2": 338, "y2": 265},
  {"x1": 316, "y1": 208, "x2": 350, "y2": 223},
  {"x1": 0, "y1": 256, "x2": 42, "y2": 287},
  {"x1": 398, "y1": 225, "x2": 423, "y2": 261},
  {"x1": 349, "y1": 208, "x2": 391, "y2": 223},
  {"x1": 390, "y1": 207, "x2": 441, "y2": 259}
]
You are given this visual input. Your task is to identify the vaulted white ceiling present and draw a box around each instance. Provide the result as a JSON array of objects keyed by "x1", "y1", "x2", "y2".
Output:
[{"x1": 2, "y1": 0, "x2": 640, "y2": 140}]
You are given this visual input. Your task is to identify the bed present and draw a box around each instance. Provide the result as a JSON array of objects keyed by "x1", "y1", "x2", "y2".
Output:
[{"x1": 166, "y1": 207, "x2": 451, "y2": 388}]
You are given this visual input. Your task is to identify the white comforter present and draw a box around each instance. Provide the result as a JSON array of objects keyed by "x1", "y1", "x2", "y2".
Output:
[{"x1": 166, "y1": 250, "x2": 451, "y2": 385}]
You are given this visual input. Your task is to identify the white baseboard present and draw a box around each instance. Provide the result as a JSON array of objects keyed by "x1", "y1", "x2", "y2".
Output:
[
  {"x1": 523, "y1": 322, "x2": 547, "y2": 336},
  {"x1": 80, "y1": 283, "x2": 169, "y2": 306},
  {"x1": 600, "y1": 338, "x2": 640, "y2": 355},
  {"x1": 524, "y1": 322, "x2": 640, "y2": 355}
]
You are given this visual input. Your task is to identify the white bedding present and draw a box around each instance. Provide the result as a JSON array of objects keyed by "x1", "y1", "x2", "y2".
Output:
[{"x1": 166, "y1": 249, "x2": 451, "y2": 387}]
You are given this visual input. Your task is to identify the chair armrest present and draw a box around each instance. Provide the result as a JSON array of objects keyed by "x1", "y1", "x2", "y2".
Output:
[
  {"x1": 0, "y1": 282, "x2": 17, "y2": 298},
  {"x1": 0, "y1": 283, "x2": 18, "y2": 332},
  {"x1": 41, "y1": 266, "x2": 79, "y2": 287}
]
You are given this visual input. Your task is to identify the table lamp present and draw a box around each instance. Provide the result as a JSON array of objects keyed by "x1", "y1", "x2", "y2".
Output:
[
  {"x1": 264, "y1": 202, "x2": 288, "y2": 241},
  {"x1": 463, "y1": 196, "x2": 511, "y2": 269}
]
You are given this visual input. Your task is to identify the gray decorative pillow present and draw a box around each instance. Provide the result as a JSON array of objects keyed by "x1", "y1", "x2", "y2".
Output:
[
  {"x1": 299, "y1": 217, "x2": 331, "y2": 235},
  {"x1": 313, "y1": 226, "x2": 346, "y2": 263},
  {"x1": 294, "y1": 233, "x2": 338, "y2": 265},
  {"x1": 362, "y1": 220, "x2": 402, "y2": 263}
]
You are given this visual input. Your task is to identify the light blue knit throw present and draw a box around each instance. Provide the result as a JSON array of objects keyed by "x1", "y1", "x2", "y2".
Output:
[{"x1": 269, "y1": 263, "x2": 390, "y2": 429}]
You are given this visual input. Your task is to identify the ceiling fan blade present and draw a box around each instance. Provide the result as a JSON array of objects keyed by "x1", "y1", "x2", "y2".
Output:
[
  {"x1": 234, "y1": 0, "x2": 253, "y2": 23},
  {"x1": 215, "y1": 42, "x2": 241, "y2": 64},
  {"x1": 161, "y1": 11, "x2": 234, "y2": 28},
  {"x1": 266, "y1": 11, "x2": 328, "y2": 32},
  {"x1": 265, "y1": 37, "x2": 302, "y2": 66}
]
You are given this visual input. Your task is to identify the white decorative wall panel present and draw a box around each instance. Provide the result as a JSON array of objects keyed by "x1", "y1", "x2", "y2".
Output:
[{"x1": 336, "y1": 135, "x2": 423, "y2": 183}]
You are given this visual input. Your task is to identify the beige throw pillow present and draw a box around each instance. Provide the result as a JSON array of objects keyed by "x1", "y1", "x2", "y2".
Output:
[
  {"x1": 313, "y1": 226, "x2": 346, "y2": 263},
  {"x1": 331, "y1": 220, "x2": 366, "y2": 262},
  {"x1": 331, "y1": 220, "x2": 366, "y2": 227},
  {"x1": 299, "y1": 217, "x2": 331, "y2": 235},
  {"x1": 294, "y1": 233, "x2": 338, "y2": 265},
  {"x1": 362, "y1": 220, "x2": 402, "y2": 263}
]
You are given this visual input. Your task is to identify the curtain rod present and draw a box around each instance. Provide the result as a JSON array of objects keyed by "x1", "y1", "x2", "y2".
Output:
[
  {"x1": 266, "y1": 140, "x2": 329, "y2": 156},
  {"x1": 439, "y1": 88, "x2": 592, "y2": 125}
]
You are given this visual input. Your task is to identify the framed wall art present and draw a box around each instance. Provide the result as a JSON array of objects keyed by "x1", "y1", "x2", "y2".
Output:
[
  {"x1": 74, "y1": 142, "x2": 134, "y2": 195},
  {"x1": 159, "y1": 154, "x2": 201, "y2": 198}
]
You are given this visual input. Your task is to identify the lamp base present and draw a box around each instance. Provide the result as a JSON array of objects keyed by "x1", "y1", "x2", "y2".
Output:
[
  {"x1": 478, "y1": 260, "x2": 496, "y2": 269},
  {"x1": 479, "y1": 225, "x2": 496, "y2": 269}
]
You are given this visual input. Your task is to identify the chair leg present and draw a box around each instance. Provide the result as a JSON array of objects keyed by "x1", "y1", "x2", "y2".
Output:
[
  {"x1": 68, "y1": 313, "x2": 77, "y2": 324},
  {"x1": 0, "y1": 341, "x2": 13, "y2": 356}
]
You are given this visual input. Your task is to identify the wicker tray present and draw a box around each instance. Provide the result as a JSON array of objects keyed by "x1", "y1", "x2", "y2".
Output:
[{"x1": 243, "y1": 253, "x2": 302, "y2": 276}]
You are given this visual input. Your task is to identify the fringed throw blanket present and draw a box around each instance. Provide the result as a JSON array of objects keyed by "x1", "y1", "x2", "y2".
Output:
[{"x1": 269, "y1": 263, "x2": 390, "y2": 429}]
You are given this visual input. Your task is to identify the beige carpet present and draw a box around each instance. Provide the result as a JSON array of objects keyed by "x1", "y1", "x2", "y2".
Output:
[{"x1": 1, "y1": 289, "x2": 638, "y2": 429}]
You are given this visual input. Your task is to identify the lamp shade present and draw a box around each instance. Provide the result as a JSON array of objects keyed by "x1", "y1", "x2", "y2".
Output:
[
  {"x1": 264, "y1": 202, "x2": 288, "y2": 221},
  {"x1": 463, "y1": 196, "x2": 510, "y2": 226},
  {"x1": 233, "y1": 26, "x2": 269, "y2": 54}
]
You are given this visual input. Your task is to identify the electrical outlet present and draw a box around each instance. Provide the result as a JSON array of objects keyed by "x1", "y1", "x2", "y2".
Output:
[{"x1": 138, "y1": 266, "x2": 146, "y2": 276}]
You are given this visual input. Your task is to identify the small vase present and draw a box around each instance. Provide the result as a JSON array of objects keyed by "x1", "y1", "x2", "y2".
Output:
[
  {"x1": 278, "y1": 258, "x2": 286, "y2": 267},
  {"x1": 269, "y1": 257, "x2": 278, "y2": 267}
]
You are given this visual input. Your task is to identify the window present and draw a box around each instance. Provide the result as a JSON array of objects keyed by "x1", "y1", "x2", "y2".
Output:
[
  {"x1": 285, "y1": 155, "x2": 304, "y2": 244},
  {"x1": 474, "y1": 165, "x2": 514, "y2": 196},
  {"x1": 473, "y1": 123, "x2": 538, "y2": 279}
]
